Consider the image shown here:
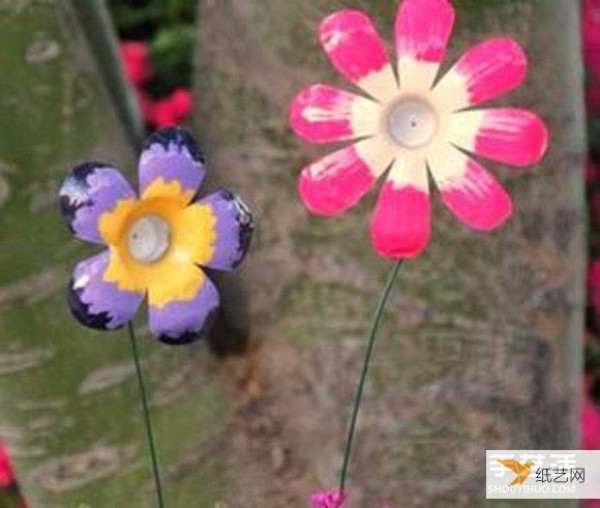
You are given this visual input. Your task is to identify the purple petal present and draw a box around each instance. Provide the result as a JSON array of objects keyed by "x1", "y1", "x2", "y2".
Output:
[
  {"x1": 197, "y1": 189, "x2": 254, "y2": 271},
  {"x1": 59, "y1": 163, "x2": 135, "y2": 244},
  {"x1": 139, "y1": 127, "x2": 206, "y2": 200},
  {"x1": 148, "y1": 273, "x2": 219, "y2": 345},
  {"x1": 68, "y1": 252, "x2": 143, "y2": 330}
]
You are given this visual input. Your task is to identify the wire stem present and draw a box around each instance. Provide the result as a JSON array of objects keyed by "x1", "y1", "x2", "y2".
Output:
[
  {"x1": 127, "y1": 322, "x2": 165, "y2": 508},
  {"x1": 339, "y1": 259, "x2": 404, "y2": 494}
]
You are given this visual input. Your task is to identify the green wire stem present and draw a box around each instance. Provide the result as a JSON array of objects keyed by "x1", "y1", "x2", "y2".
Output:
[
  {"x1": 339, "y1": 259, "x2": 404, "y2": 494},
  {"x1": 127, "y1": 322, "x2": 165, "y2": 508}
]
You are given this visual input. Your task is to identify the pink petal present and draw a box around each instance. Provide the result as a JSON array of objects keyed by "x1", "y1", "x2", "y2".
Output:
[
  {"x1": 429, "y1": 146, "x2": 513, "y2": 230},
  {"x1": 371, "y1": 158, "x2": 431, "y2": 259},
  {"x1": 299, "y1": 137, "x2": 396, "y2": 216},
  {"x1": 435, "y1": 38, "x2": 527, "y2": 110},
  {"x1": 450, "y1": 108, "x2": 549, "y2": 167},
  {"x1": 289, "y1": 84, "x2": 380, "y2": 144},
  {"x1": 395, "y1": 0, "x2": 455, "y2": 64},
  {"x1": 319, "y1": 10, "x2": 397, "y2": 101}
]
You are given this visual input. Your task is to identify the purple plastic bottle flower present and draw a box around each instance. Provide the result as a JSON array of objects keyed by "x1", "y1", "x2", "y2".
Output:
[
  {"x1": 59, "y1": 127, "x2": 253, "y2": 344},
  {"x1": 310, "y1": 491, "x2": 347, "y2": 508}
]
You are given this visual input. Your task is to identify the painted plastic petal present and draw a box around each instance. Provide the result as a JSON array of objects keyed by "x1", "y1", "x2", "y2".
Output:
[
  {"x1": 139, "y1": 127, "x2": 206, "y2": 201},
  {"x1": 59, "y1": 163, "x2": 135, "y2": 244},
  {"x1": 371, "y1": 156, "x2": 431, "y2": 259},
  {"x1": 319, "y1": 10, "x2": 398, "y2": 102},
  {"x1": 429, "y1": 145, "x2": 513, "y2": 230},
  {"x1": 148, "y1": 269, "x2": 219, "y2": 345},
  {"x1": 68, "y1": 251, "x2": 143, "y2": 330},
  {"x1": 289, "y1": 84, "x2": 381, "y2": 143},
  {"x1": 299, "y1": 136, "x2": 397, "y2": 216},
  {"x1": 310, "y1": 491, "x2": 348, "y2": 508},
  {"x1": 449, "y1": 108, "x2": 549, "y2": 167},
  {"x1": 395, "y1": 0, "x2": 455, "y2": 90},
  {"x1": 434, "y1": 38, "x2": 527, "y2": 111},
  {"x1": 194, "y1": 190, "x2": 254, "y2": 271}
]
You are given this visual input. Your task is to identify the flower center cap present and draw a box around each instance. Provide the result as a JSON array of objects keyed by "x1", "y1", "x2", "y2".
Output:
[
  {"x1": 387, "y1": 98, "x2": 438, "y2": 148},
  {"x1": 127, "y1": 215, "x2": 170, "y2": 263}
]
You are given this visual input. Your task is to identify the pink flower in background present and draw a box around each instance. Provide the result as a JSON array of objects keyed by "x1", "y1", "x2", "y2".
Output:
[
  {"x1": 289, "y1": 0, "x2": 548, "y2": 259},
  {"x1": 120, "y1": 42, "x2": 194, "y2": 129},
  {"x1": 584, "y1": 0, "x2": 600, "y2": 114},
  {"x1": 120, "y1": 41, "x2": 153, "y2": 87},
  {"x1": 587, "y1": 162, "x2": 600, "y2": 183},
  {"x1": 151, "y1": 88, "x2": 194, "y2": 128},
  {"x1": 583, "y1": 388, "x2": 600, "y2": 450},
  {"x1": 310, "y1": 491, "x2": 347, "y2": 508},
  {"x1": 584, "y1": 0, "x2": 600, "y2": 57},
  {"x1": 169, "y1": 88, "x2": 194, "y2": 120},
  {"x1": 0, "y1": 442, "x2": 15, "y2": 488},
  {"x1": 588, "y1": 261, "x2": 600, "y2": 314}
]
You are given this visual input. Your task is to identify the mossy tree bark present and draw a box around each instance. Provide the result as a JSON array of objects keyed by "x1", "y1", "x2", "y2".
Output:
[
  {"x1": 0, "y1": 1, "x2": 232, "y2": 507},
  {"x1": 193, "y1": 0, "x2": 586, "y2": 507}
]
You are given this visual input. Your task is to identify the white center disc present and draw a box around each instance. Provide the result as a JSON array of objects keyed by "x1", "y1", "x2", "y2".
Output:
[
  {"x1": 127, "y1": 215, "x2": 170, "y2": 263},
  {"x1": 387, "y1": 99, "x2": 438, "y2": 148}
]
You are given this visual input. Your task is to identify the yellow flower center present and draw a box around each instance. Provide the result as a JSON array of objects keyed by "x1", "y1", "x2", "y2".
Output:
[{"x1": 97, "y1": 178, "x2": 217, "y2": 308}]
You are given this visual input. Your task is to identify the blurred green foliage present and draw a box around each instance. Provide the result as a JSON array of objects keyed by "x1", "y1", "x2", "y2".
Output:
[{"x1": 108, "y1": 0, "x2": 196, "y2": 95}]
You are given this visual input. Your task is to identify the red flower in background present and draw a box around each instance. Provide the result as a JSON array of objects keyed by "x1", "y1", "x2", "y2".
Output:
[
  {"x1": 151, "y1": 88, "x2": 194, "y2": 128},
  {"x1": 0, "y1": 442, "x2": 15, "y2": 488},
  {"x1": 119, "y1": 41, "x2": 193, "y2": 130},
  {"x1": 584, "y1": 0, "x2": 600, "y2": 114},
  {"x1": 120, "y1": 41, "x2": 152, "y2": 87}
]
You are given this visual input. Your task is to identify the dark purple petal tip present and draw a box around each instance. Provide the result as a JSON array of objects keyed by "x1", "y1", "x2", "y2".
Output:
[
  {"x1": 59, "y1": 162, "x2": 135, "y2": 244},
  {"x1": 155, "y1": 306, "x2": 219, "y2": 346},
  {"x1": 199, "y1": 189, "x2": 254, "y2": 271},
  {"x1": 142, "y1": 127, "x2": 205, "y2": 165},
  {"x1": 68, "y1": 278, "x2": 116, "y2": 331},
  {"x1": 68, "y1": 252, "x2": 143, "y2": 331}
]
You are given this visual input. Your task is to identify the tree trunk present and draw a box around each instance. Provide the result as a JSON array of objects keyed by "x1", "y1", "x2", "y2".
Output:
[
  {"x1": 0, "y1": 1, "x2": 232, "y2": 507},
  {"x1": 193, "y1": 0, "x2": 586, "y2": 507}
]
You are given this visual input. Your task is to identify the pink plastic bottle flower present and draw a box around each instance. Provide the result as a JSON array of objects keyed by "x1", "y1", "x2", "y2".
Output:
[
  {"x1": 289, "y1": 0, "x2": 549, "y2": 259},
  {"x1": 310, "y1": 491, "x2": 347, "y2": 508}
]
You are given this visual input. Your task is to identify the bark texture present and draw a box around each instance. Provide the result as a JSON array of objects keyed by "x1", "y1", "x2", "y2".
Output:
[
  {"x1": 0, "y1": 1, "x2": 230, "y2": 507},
  {"x1": 193, "y1": 0, "x2": 586, "y2": 507}
]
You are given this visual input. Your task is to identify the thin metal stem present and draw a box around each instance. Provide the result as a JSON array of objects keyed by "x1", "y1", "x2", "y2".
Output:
[
  {"x1": 127, "y1": 322, "x2": 165, "y2": 508},
  {"x1": 339, "y1": 259, "x2": 404, "y2": 494}
]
